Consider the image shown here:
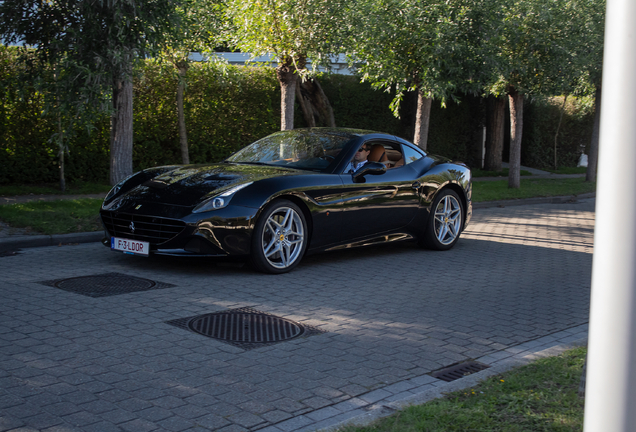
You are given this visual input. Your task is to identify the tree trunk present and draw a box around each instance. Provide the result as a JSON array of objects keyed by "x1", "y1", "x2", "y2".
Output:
[
  {"x1": 110, "y1": 61, "x2": 134, "y2": 186},
  {"x1": 484, "y1": 95, "x2": 506, "y2": 171},
  {"x1": 54, "y1": 67, "x2": 66, "y2": 192},
  {"x1": 586, "y1": 85, "x2": 601, "y2": 182},
  {"x1": 57, "y1": 115, "x2": 66, "y2": 193},
  {"x1": 554, "y1": 95, "x2": 568, "y2": 170},
  {"x1": 296, "y1": 79, "x2": 315, "y2": 128},
  {"x1": 296, "y1": 77, "x2": 336, "y2": 128},
  {"x1": 413, "y1": 88, "x2": 432, "y2": 151},
  {"x1": 508, "y1": 87, "x2": 524, "y2": 189},
  {"x1": 177, "y1": 63, "x2": 190, "y2": 164},
  {"x1": 277, "y1": 59, "x2": 300, "y2": 131}
]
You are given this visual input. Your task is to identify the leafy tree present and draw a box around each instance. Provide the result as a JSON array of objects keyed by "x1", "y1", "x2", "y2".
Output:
[
  {"x1": 348, "y1": 0, "x2": 491, "y2": 150},
  {"x1": 159, "y1": 0, "x2": 225, "y2": 164},
  {"x1": 0, "y1": 47, "x2": 108, "y2": 191},
  {"x1": 568, "y1": 0, "x2": 604, "y2": 182},
  {"x1": 484, "y1": 0, "x2": 573, "y2": 188},
  {"x1": 225, "y1": 0, "x2": 346, "y2": 130},
  {"x1": 0, "y1": 0, "x2": 181, "y2": 185}
]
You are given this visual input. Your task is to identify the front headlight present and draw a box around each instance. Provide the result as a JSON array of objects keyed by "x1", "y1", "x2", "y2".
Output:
[
  {"x1": 103, "y1": 173, "x2": 136, "y2": 202},
  {"x1": 192, "y1": 182, "x2": 253, "y2": 213}
]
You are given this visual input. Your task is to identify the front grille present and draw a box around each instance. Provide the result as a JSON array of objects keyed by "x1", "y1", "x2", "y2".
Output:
[{"x1": 101, "y1": 212, "x2": 186, "y2": 245}]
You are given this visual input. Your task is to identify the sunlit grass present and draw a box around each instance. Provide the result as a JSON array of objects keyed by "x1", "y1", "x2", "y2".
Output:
[
  {"x1": 0, "y1": 178, "x2": 596, "y2": 235},
  {"x1": 473, "y1": 177, "x2": 596, "y2": 202},
  {"x1": 0, "y1": 182, "x2": 111, "y2": 196},
  {"x1": 472, "y1": 168, "x2": 533, "y2": 177},
  {"x1": 341, "y1": 347, "x2": 586, "y2": 432},
  {"x1": 543, "y1": 167, "x2": 588, "y2": 175},
  {"x1": 0, "y1": 199, "x2": 103, "y2": 235}
]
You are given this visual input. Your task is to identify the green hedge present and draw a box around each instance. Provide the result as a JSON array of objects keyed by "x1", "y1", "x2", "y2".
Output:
[
  {"x1": 522, "y1": 96, "x2": 594, "y2": 169},
  {"x1": 0, "y1": 46, "x2": 594, "y2": 184}
]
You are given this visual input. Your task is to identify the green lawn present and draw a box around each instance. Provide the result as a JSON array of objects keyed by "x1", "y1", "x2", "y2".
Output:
[
  {"x1": 472, "y1": 168, "x2": 534, "y2": 177},
  {"x1": 0, "y1": 199, "x2": 104, "y2": 235},
  {"x1": 0, "y1": 182, "x2": 111, "y2": 196},
  {"x1": 0, "y1": 177, "x2": 596, "y2": 235},
  {"x1": 341, "y1": 347, "x2": 586, "y2": 432},
  {"x1": 472, "y1": 177, "x2": 596, "y2": 202}
]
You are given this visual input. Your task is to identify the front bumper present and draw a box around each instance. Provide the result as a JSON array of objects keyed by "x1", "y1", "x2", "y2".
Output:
[{"x1": 100, "y1": 205, "x2": 260, "y2": 257}]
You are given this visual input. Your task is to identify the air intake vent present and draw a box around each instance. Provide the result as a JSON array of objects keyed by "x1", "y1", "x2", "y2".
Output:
[{"x1": 101, "y1": 212, "x2": 185, "y2": 245}]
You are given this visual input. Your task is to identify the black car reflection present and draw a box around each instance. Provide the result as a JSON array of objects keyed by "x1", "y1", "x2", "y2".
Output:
[{"x1": 100, "y1": 128, "x2": 472, "y2": 273}]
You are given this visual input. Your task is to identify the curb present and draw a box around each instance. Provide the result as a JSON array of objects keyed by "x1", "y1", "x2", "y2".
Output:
[
  {"x1": 0, "y1": 193, "x2": 596, "y2": 252},
  {"x1": 0, "y1": 231, "x2": 103, "y2": 252},
  {"x1": 473, "y1": 192, "x2": 595, "y2": 209},
  {"x1": 315, "y1": 333, "x2": 588, "y2": 432}
]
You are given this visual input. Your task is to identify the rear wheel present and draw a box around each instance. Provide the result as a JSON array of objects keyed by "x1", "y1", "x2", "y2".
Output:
[
  {"x1": 420, "y1": 189, "x2": 463, "y2": 250},
  {"x1": 250, "y1": 200, "x2": 308, "y2": 274}
]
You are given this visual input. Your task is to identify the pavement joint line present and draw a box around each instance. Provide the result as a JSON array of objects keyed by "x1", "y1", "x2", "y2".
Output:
[{"x1": 259, "y1": 325, "x2": 589, "y2": 432}]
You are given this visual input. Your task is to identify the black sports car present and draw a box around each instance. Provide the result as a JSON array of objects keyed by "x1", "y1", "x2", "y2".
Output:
[{"x1": 100, "y1": 128, "x2": 472, "y2": 273}]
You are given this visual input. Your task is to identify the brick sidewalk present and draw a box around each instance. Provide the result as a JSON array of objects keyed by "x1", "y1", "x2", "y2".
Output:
[{"x1": 0, "y1": 199, "x2": 594, "y2": 431}]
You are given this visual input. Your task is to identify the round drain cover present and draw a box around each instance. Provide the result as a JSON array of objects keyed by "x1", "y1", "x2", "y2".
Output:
[
  {"x1": 188, "y1": 312, "x2": 304, "y2": 343},
  {"x1": 54, "y1": 274, "x2": 156, "y2": 295}
]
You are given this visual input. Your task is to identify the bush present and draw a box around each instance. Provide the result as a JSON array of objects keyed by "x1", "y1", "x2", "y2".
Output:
[
  {"x1": 0, "y1": 46, "x2": 595, "y2": 184},
  {"x1": 522, "y1": 96, "x2": 594, "y2": 169}
]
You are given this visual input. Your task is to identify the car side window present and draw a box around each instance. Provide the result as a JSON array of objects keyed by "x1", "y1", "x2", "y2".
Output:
[{"x1": 402, "y1": 144, "x2": 425, "y2": 165}]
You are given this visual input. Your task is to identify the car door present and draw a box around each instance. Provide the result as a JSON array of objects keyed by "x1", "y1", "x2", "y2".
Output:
[{"x1": 337, "y1": 142, "x2": 421, "y2": 241}]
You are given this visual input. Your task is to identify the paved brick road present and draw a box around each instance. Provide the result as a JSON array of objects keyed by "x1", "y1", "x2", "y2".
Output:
[{"x1": 0, "y1": 199, "x2": 594, "y2": 432}]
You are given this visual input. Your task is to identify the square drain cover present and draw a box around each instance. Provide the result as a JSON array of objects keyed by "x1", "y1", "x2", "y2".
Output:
[
  {"x1": 167, "y1": 307, "x2": 326, "y2": 350},
  {"x1": 40, "y1": 272, "x2": 175, "y2": 297},
  {"x1": 430, "y1": 361, "x2": 490, "y2": 382}
]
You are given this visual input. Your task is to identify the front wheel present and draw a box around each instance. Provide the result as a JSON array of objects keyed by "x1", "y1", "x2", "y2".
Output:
[
  {"x1": 420, "y1": 189, "x2": 463, "y2": 250},
  {"x1": 250, "y1": 200, "x2": 308, "y2": 274}
]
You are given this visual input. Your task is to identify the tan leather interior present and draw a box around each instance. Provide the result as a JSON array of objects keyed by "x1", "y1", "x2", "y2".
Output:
[{"x1": 368, "y1": 144, "x2": 388, "y2": 163}]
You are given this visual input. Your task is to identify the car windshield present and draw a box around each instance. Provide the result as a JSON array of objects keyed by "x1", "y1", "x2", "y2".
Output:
[{"x1": 225, "y1": 130, "x2": 354, "y2": 172}]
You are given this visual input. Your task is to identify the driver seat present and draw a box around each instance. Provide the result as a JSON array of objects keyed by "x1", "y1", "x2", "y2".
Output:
[{"x1": 368, "y1": 144, "x2": 389, "y2": 164}]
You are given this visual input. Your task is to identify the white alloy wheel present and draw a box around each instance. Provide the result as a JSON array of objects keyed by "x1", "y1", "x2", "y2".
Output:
[
  {"x1": 251, "y1": 200, "x2": 307, "y2": 273},
  {"x1": 434, "y1": 193, "x2": 462, "y2": 245},
  {"x1": 421, "y1": 189, "x2": 463, "y2": 250}
]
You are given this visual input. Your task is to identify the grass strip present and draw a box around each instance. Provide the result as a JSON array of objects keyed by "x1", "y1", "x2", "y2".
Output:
[
  {"x1": 342, "y1": 347, "x2": 586, "y2": 432},
  {"x1": 0, "y1": 178, "x2": 596, "y2": 235},
  {"x1": 543, "y1": 167, "x2": 588, "y2": 175},
  {"x1": 0, "y1": 199, "x2": 103, "y2": 235},
  {"x1": 472, "y1": 177, "x2": 596, "y2": 202},
  {"x1": 0, "y1": 182, "x2": 111, "y2": 197},
  {"x1": 472, "y1": 168, "x2": 533, "y2": 178}
]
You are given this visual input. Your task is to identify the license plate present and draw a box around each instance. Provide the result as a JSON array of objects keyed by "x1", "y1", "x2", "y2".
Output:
[{"x1": 111, "y1": 237, "x2": 150, "y2": 256}]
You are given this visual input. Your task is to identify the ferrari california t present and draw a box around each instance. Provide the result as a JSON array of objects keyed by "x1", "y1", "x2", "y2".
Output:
[{"x1": 100, "y1": 128, "x2": 472, "y2": 273}]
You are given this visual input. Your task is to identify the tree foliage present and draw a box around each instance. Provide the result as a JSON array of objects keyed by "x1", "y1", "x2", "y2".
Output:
[
  {"x1": 159, "y1": 0, "x2": 226, "y2": 164},
  {"x1": 225, "y1": 0, "x2": 346, "y2": 130},
  {"x1": 348, "y1": 0, "x2": 494, "y2": 149},
  {"x1": 0, "y1": 0, "x2": 182, "y2": 185}
]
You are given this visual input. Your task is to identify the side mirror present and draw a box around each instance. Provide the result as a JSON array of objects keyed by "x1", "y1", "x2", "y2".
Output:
[{"x1": 353, "y1": 162, "x2": 387, "y2": 183}]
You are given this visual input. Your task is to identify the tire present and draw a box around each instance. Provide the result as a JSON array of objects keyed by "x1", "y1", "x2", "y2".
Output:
[
  {"x1": 420, "y1": 189, "x2": 463, "y2": 251},
  {"x1": 250, "y1": 200, "x2": 308, "y2": 274}
]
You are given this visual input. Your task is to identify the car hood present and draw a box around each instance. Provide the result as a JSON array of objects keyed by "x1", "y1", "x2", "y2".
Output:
[{"x1": 114, "y1": 163, "x2": 301, "y2": 207}]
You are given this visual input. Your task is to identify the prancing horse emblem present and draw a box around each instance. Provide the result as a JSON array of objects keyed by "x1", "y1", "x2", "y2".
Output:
[{"x1": 129, "y1": 222, "x2": 135, "y2": 233}]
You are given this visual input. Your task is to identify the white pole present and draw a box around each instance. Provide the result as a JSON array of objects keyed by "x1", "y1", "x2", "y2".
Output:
[{"x1": 584, "y1": 0, "x2": 636, "y2": 430}]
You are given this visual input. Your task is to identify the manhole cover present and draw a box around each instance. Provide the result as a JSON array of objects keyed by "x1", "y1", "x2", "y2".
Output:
[
  {"x1": 167, "y1": 307, "x2": 326, "y2": 349},
  {"x1": 40, "y1": 273, "x2": 175, "y2": 297},
  {"x1": 431, "y1": 361, "x2": 490, "y2": 382}
]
